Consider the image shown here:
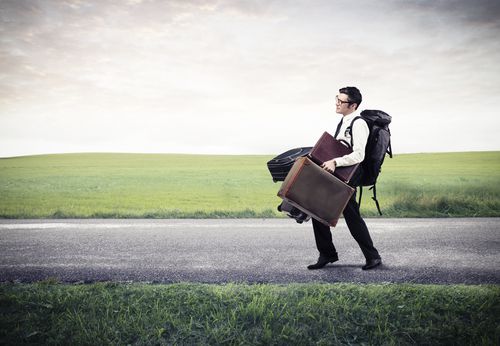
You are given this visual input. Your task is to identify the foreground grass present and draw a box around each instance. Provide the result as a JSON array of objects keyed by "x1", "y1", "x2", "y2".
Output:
[
  {"x1": 0, "y1": 282, "x2": 498, "y2": 345},
  {"x1": 0, "y1": 151, "x2": 499, "y2": 218}
]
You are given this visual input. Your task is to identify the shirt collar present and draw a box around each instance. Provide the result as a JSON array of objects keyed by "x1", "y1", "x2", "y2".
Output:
[{"x1": 342, "y1": 110, "x2": 359, "y2": 123}]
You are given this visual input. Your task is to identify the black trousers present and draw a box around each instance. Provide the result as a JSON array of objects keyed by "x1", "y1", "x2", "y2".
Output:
[{"x1": 312, "y1": 190, "x2": 380, "y2": 260}]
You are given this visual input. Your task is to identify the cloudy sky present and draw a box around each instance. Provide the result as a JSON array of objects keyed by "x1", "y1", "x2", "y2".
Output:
[{"x1": 1, "y1": 0, "x2": 499, "y2": 157}]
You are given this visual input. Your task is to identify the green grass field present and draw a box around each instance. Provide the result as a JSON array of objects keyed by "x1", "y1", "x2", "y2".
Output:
[
  {"x1": 1, "y1": 282, "x2": 498, "y2": 345},
  {"x1": 0, "y1": 151, "x2": 499, "y2": 218},
  {"x1": 1, "y1": 153, "x2": 499, "y2": 345}
]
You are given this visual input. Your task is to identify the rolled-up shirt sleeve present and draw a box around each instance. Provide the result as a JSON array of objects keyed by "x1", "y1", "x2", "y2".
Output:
[{"x1": 334, "y1": 119, "x2": 369, "y2": 167}]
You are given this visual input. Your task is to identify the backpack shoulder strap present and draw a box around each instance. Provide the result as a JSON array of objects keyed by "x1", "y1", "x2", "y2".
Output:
[{"x1": 348, "y1": 116, "x2": 363, "y2": 147}]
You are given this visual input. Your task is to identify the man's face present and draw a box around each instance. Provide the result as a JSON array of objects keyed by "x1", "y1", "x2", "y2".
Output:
[{"x1": 335, "y1": 93, "x2": 356, "y2": 115}]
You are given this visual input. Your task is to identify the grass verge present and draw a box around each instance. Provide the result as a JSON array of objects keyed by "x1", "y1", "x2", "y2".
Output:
[{"x1": 1, "y1": 282, "x2": 498, "y2": 345}]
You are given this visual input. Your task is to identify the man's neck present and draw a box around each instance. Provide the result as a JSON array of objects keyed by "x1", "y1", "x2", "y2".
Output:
[{"x1": 342, "y1": 109, "x2": 357, "y2": 117}]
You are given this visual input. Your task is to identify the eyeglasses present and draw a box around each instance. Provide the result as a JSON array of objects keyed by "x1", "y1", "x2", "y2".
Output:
[{"x1": 335, "y1": 95, "x2": 351, "y2": 105}]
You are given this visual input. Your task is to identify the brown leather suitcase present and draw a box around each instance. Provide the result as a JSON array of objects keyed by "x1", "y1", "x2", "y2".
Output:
[
  {"x1": 309, "y1": 131, "x2": 360, "y2": 183},
  {"x1": 277, "y1": 156, "x2": 355, "y2": 227}
]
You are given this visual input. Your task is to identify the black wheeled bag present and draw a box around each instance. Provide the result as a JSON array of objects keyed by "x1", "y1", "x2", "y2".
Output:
[
  {"x1": 267, "y1": 147, "x2": 313, "y2": 182},
  {"x1": 277, "y1": 200, "x2": 311, "y2": 223}
]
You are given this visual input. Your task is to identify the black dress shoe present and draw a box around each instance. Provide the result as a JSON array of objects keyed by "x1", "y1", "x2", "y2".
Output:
[
  {"x1": 307, "y1": 254, "x2": 339, "y2": 270},
  {"x1": 362, "y1": 258, "x2": 382, "y2": 270}
]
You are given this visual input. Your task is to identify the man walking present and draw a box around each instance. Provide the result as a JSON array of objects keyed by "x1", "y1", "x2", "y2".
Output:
[{"x1": 307, "y1": 86, "x2": 382, "y2": 270}]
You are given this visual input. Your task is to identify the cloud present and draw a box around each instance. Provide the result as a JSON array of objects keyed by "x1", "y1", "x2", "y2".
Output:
[
  {"x1": 398, "y1": 0, "x2": 500, "y2": 28},
  {"x1": 1, "y1": 0, "x2": 499, "y2": 156}
]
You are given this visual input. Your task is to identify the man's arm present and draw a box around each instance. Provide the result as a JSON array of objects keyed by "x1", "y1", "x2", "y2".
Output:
[
  {"x1": 335, "y1": 119, "x2": 369, "y2": 166},
  {"x1": 322, "y1": 119, "x2": 369, "y2": 172}
]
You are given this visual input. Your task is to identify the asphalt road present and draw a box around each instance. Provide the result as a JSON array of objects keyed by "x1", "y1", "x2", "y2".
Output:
[{"x1": 0, "y1": 218, "x2": 499, "y2": 284}]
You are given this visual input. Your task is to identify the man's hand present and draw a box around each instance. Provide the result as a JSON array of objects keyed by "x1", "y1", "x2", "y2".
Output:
[{"x1": 321, "y1": 159, "x2": 336, "y2": 173}]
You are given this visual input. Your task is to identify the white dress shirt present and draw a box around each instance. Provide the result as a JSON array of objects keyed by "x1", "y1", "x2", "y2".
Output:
[{"x1": 333, "y1": 111, "x2": 369, "y2": 167}]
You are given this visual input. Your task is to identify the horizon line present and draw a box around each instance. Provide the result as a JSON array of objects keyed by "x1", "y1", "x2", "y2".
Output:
[{"x1": 2, "y1": 149, "x2": 500, "y2": 159}]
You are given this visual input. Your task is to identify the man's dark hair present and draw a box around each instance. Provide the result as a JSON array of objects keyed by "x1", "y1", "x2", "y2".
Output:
[{"x1": 339, "y1": 86, "x2": 362, "y2": 110}]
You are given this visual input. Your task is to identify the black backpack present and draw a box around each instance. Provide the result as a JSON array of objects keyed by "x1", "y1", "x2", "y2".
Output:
[{"x1": 334, "y1": 109, "x2": 392, "y2": 215}]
